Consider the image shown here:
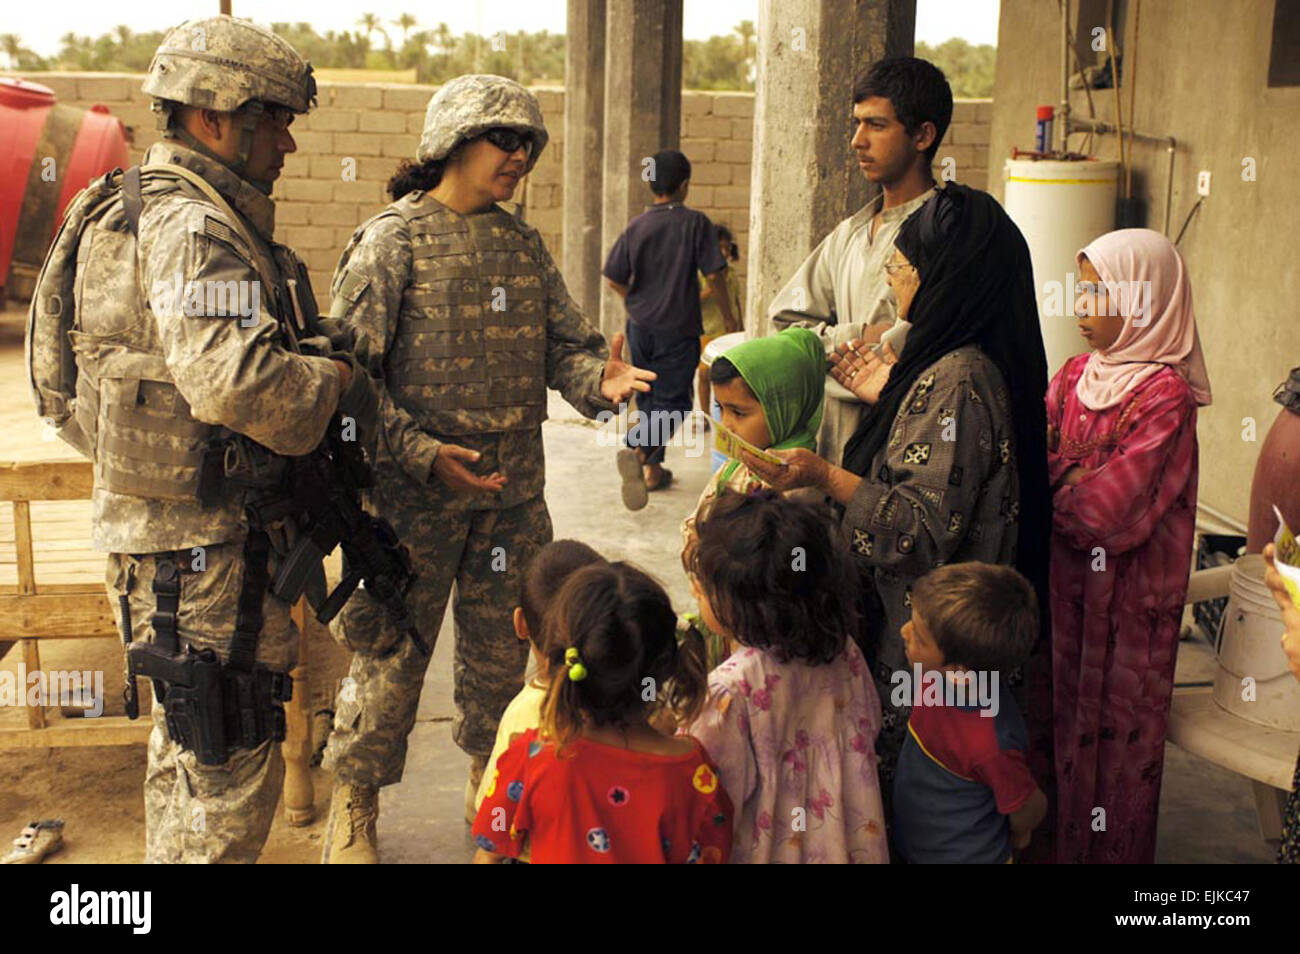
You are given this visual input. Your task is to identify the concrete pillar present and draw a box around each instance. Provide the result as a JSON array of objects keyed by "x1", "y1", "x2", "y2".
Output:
[
  {"x1": 747, "y1": 0, "x2": 916, "y2": 336},
  {"x1": 561, "y1": 0, "x2": 606, "y2": 321},
  {"x1": 598, "y1": 0, "x2": 684, "y2": 340}
]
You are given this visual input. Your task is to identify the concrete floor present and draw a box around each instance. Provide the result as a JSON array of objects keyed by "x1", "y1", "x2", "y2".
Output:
[{"x1": 375, "y1": 391, "x2": 1282, "y2": 863}]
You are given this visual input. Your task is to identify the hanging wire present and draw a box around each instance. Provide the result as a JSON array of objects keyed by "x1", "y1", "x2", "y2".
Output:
[
  {"x1": 1174, "y1": 197, "x2": 1204, "y2": 246},
  {"x1": 1062, "y1": 3, "x2": 1098, "y2": 156}
]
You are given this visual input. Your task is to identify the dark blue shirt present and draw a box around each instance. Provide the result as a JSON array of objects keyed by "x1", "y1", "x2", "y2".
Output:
[
  {"x1": 893, "y1": 689, "x2": 1037, "y2": 864},
  {"x1": 602, "y1": 202, "x2": 726, "y2": 336}
]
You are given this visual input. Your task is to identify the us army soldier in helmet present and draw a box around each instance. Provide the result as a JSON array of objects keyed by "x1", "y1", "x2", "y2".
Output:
[
  {"x1": 320, "y1": 74, "x2": 654, "y2": 862},
  {"x1": 26, "y1": 17, "x2": 376, "y2": 863}
]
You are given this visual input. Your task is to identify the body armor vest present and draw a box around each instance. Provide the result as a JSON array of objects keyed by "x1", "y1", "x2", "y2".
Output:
[
  {"x1": 383, "y1": 192, "x2": 548, "y2": 436},
  {"x1": 71, "y1": 183, "x2": 224, "y2": 503}
]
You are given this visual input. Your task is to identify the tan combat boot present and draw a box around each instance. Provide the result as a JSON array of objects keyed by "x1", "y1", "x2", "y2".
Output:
[
  {"x1": 464, "y1": 754, "x2": 489, "y2": 825},
  {"x1": 321, "y1": 783, "x2": 379, "y2": 864}
]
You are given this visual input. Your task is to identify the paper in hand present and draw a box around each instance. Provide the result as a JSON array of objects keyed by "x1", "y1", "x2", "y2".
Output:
[
  {"x1": 1271, "y1": 505, "x2": 1300, "y2": 608},
  {"x1": 713, "y1": 419, "x2": 787, "y2": 468}
]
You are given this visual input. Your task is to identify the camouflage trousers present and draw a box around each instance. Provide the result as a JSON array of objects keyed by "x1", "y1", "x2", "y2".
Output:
[
  {"x1": 323, "y1": 494, "x2": 553, "y2": 788},
  {"x1": 106, "y1": 540, "x2": 297, "y2": 864}
]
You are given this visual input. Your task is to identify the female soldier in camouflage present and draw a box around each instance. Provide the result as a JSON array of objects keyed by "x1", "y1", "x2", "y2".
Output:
[{"x1": 320, "y1": 75, "x2": 654, "y2": 862}]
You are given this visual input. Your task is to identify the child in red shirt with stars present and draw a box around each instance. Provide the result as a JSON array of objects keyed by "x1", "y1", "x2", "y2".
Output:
[{"x1": 471, "y1": 561, "x2": 732, "y2": 864}]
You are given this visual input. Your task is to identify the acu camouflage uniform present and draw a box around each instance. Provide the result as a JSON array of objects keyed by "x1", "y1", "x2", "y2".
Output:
[
  {"x1": 31, "y1": 18, "x2": 375, "y2": 862},
  {"x1": 323, "y1": 75, "x2": 615, "y2": 786}
]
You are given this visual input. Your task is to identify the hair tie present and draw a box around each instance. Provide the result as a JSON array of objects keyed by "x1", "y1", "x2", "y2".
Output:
[{"x1": 565, "y1": 646, "x2": 588, "y2": 682}]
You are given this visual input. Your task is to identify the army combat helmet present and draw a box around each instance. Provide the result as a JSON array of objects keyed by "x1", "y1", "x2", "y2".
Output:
[
  {"x1": 143, "y1": 16, "x2": 316, "y2": 179},
  {"x1": 417, "y1": 74, "x2": 548, "y2": 173}
]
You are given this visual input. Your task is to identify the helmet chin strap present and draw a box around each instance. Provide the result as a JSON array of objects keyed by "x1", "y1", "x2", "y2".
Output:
[
  {"x1": 161, "y1": 101, "x2": 274, "y2": 194},
  {"x1": 233, "y1": 102, "x2": 275, "y2": 195}
]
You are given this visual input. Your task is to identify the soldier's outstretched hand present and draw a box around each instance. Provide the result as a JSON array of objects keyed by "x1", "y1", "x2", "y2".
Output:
[
  {"x1": 600, "y1": 333, "x2": 657, "y2": 403},
  {"x1": 432, "y1": 443, "x2": 508, "y2": 494}
]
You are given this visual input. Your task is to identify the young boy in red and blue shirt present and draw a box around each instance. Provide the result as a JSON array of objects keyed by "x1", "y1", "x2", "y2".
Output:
[{"x1": 892, "y1": 563, "x2": 1047, "y2": 863}]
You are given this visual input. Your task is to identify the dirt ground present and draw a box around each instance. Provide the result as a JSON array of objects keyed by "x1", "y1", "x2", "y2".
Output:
[{"x1": 0, "y1": 622, "x2": 351, "y2": 864}]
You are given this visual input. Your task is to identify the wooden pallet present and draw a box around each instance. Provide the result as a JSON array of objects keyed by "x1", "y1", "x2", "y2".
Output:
[{"x1": 0, "y1": 459, "x2": 314, "y2": 825}]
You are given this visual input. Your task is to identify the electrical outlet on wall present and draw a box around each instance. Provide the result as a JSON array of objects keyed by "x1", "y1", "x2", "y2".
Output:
[{"x1": 1197, "y1": 170, "x2": 1212, "y2": 196}]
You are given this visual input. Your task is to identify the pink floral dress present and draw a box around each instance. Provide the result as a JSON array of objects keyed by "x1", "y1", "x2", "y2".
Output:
[{"x1": 685, "y1": 640, "x2": 889, "y2": 863}]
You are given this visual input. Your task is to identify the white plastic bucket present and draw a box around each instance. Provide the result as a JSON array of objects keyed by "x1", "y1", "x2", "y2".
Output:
[{"x1": 1212, "y1": 554, "x2": 1300, "y2": 730}]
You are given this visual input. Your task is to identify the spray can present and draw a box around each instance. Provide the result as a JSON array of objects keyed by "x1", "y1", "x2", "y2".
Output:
[{"x1": 1035, "y1": 105, "x2": 1055, "y2": 154}]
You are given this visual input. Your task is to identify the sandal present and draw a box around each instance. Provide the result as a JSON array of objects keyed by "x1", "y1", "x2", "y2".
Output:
[
  {"x1": 2, "y1": 819, "x2": 64, "y2": 865},
  {"x1": 646, "y1": 468, "x2": 674, "y2": 492},
  {"x1": 617, "y1": 448, "x2": 649, "y2": 511}
]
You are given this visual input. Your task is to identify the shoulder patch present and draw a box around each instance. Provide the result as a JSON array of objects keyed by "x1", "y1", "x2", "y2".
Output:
[
  {"x1": 203, "y1": 215, "x2": 241, "y2": 249},
  {"x1": 335, "y1": 268, "x2": 370, "y2": 305}
]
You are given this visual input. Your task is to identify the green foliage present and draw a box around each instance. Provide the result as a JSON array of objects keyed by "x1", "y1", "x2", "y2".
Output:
[
  {"x1": 683, "y1": 20, "x2": 755, "y2": 90},
  {"x1": 6, "y1": 18, "x2": 993, "y2": 97},
  {"x1": 915, "y1": 38, "x2": 997, "y2": 98}
]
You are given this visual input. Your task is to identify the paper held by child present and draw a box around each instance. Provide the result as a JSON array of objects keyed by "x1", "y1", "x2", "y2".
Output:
[
  {"x1": 713, "y1": 418, "x2": 787, "y2": 468},
  {"x1": 1271, "y1": 505, "x2": 1300, "y2": 607}
]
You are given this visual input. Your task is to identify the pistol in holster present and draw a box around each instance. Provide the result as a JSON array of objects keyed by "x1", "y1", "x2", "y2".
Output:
[{"x1": 127, "y1": 641, "x2": 292, "y2": 767}]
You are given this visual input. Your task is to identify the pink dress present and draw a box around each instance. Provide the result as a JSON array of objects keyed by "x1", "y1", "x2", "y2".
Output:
[
  {"x1": 685, "y1": 640, "x2": 889, "y2": 864},
  {"x1": 1047, "y1": 355, "x2": 1199, "y2": 864}
]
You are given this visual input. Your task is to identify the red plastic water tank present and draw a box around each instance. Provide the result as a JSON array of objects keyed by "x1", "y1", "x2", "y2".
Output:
[{"x1": 0, "y1": 77, "x2": 131, "y2": 302}]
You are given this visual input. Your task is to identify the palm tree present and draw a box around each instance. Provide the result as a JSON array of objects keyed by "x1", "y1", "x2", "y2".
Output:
[
  {"x1": 0, "y1": 34, "x2": 29, "y2": 69},
  {"x1": 734, "y1": 20, "x2": 755, "y2": 63},
  {"x1": 393, "y1": 13, "x2": 417, "y2": 47},
  {"x1": 433, "y1": 22, "x2": 453, "y2": 57},
  {"x1": 356, "y1": 13, "x2": 390, "y2": 50},
  {"x1": 733, "y1": 20, "x2": 756, "y2": 85}
]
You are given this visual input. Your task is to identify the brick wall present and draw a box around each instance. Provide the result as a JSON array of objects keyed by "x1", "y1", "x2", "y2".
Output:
[{"x1": 16, "y1": 72, "x2": 990, "y2": 304}]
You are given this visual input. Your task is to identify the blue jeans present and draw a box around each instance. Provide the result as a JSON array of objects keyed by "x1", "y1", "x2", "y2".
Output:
[{"x1": 624, "y1": 321, "x2": 701, "y2": 467}]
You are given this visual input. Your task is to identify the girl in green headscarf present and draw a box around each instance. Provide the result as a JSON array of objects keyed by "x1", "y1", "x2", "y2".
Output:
[{"x1": 680, "y1": 327, "x2": 827, "y2": 667}]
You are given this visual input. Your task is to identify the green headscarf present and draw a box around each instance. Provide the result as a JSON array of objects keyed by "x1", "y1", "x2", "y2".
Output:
[{"x1": 715, "y1": 327, "x2": 826, "y2": 483}]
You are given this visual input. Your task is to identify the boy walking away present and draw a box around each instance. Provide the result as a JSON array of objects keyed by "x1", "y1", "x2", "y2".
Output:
[
  {"x1": 604, "y1": 149, "x2": 738, "y2": 510},
  {"x1": 893, "y1": 563, "x2": 1047, "y2": 863}
]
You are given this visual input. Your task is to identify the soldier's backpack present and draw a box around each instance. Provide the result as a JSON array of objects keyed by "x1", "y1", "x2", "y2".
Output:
[{"x1": 25, "y1": 168, "x2": 127, "y2": 458}]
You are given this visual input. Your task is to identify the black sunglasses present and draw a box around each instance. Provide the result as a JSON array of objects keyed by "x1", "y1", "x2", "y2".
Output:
[{"x1": 481, "y1": 126, "x2": 535, "y2": 159}]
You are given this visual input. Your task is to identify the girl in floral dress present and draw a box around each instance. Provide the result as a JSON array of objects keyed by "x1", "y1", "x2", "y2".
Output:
[{"x1": 685, "y1": 490, "x2": 888, "y2": 863}]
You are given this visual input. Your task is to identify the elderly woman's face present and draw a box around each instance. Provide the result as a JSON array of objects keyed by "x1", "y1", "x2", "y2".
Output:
[{"x1": 885, "y1": 247, "x2": 920, "y2": 321}]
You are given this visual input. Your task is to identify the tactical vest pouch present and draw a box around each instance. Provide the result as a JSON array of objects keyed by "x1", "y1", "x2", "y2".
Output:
[{"x1": 95, "y1": 360, "x2": 217, "y2": 502}]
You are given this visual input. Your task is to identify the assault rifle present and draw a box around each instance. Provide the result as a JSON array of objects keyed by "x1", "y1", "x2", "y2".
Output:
[{"x1": 253, "y1": 417, "x2": 429, "y2": 657}]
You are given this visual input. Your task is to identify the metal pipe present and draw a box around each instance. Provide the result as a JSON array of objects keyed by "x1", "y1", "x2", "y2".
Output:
[
  {"x1": 1067, "y1": 115, "x2": 1176, "y2": 234},
  {"x1": 1060, "y1": 0, "x2": 1071, "y2": 154}
]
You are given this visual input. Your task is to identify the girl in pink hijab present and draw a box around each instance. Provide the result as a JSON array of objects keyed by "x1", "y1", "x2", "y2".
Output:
[{"x1": 1046, "y1": 228, "x2": 1211, "y2": 864}]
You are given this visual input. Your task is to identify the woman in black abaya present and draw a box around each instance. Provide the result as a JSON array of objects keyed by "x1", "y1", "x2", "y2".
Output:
[{"x1": 745, "y1": 184, "x2": 1055, "y2": 860}]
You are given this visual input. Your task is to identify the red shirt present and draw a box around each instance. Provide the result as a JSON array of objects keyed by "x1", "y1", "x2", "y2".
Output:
[{"x1": 471, "y1": 728, "x2": 733, "y2": 864}]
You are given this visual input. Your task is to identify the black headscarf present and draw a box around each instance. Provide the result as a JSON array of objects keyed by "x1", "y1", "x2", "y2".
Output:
[{"x1": 841, "y1": 184, "x2": 1052, "y2": 632}]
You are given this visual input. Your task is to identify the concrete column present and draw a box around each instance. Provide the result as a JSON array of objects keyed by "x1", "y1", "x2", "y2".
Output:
[
  {"x1": 747, "y1": 0, "x2": 916, "y2": 336},
  {"x1": 561, "y1": 0, "x2": 606, "y2": 320},
  {"x1": 598, "y1": 0, "x2": 684, "y2": 340}
]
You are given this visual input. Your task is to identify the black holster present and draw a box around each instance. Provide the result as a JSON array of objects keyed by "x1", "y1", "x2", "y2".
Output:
[
  {"x1": 127, "y1": 641, "x2": 291, "y2": 766},
  {"x1": 134, "y1": 526, "x2": 289, "y2": 766}
]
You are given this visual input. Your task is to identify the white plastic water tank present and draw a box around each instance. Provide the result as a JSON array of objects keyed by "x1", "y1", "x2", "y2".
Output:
[{"x1": 1003, "y1": 158, "x2": 1119, "y2": 376}]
